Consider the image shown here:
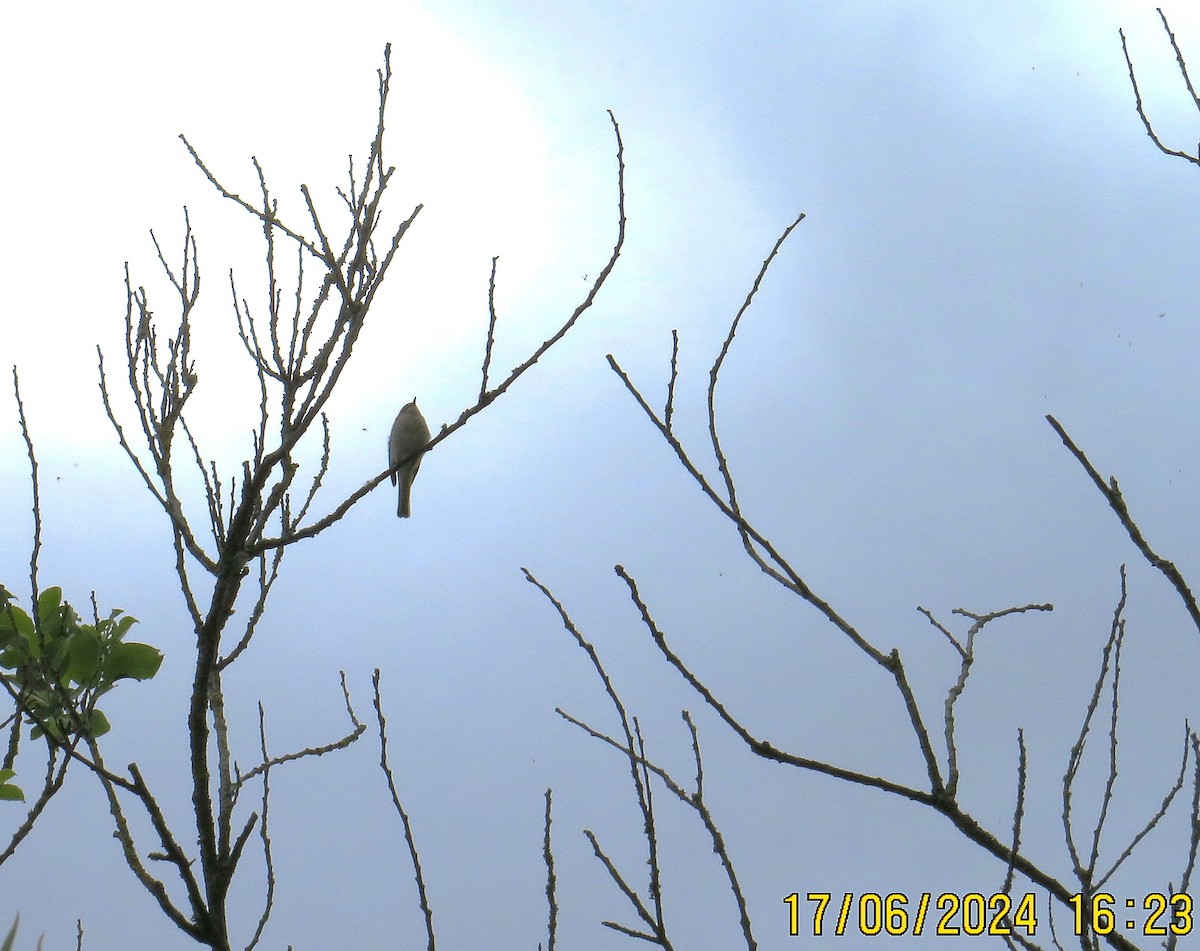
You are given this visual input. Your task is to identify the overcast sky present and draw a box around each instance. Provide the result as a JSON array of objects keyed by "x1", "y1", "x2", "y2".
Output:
[{"x1": 4, "y1": 1, "x2": 1200, "y2": 948}]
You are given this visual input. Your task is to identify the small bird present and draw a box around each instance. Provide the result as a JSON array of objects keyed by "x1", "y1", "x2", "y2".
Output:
[{"x1": 388, "y1": 398, "x2": 431, "y2": 518}]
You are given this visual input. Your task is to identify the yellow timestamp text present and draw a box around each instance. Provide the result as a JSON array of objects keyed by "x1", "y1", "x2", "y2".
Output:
[
  {"x1": 1068, "y1": 892, "x2": 1192, "y2": 937},
  {"x1": 784, "y1": 891, "x2": 1195, "y2": 938},
  {"x1": 786, "y1": 892, "x2": 1038, "y2": 938}
]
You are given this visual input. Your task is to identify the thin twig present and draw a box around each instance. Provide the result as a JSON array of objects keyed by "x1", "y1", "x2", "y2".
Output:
[
  {"x1": 373, "y1": 670, "x2": 436, "y2": 951},
  {"x1": 481, "y1": 256, "x2": 500, "y2": 399},
  {"x1": 1047, "y1": 415, "x2": 1200, "y2": 633},
  {"x1": 542, "y1": 788, "x2": 557, "y2": 951}
]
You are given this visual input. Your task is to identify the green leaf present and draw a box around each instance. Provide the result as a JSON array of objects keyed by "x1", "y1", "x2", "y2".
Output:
[
  {"x1": 0, "y1": 780, "x2": 24, "y2": 802},
  {"x1": 29, "y1": 719, "x2": 60, "y2": 742},
  {"x1": 87, "y1": 709, "x2": 111, "y2": 738},
  {"x1": 35, "y1": 588, "x2": 62, "y2": 640},
  {"x1": 35, "y1": 587, "x2": 61, "y2": 617},
  {"x1": 2, "y1": 914, "x2": 18, "y2": 951},
  {"x1": 66, "y1": 632, "x2": 102, "y2": 685},
  {"x1": 9, "y1": 608, "x2": 36, "y2": 658},
  {"x1": 0, "y1": 595, "x2": 17, "y2": 639},
  {"x1": 0, "y1": 644, "x2": 30, "y2": 670},
  {"x1": 46, "y1": 634, "x2": 72, "y2": 679},
  {"x1": 22, "y1": 689, "x2": 55, "y2": 714},
  {"x1": 106, "y1": 642, "x2": 164, "y2": 682},
  {"x1": 112, "y1": 614, "x2": 139, "y2": 640}
]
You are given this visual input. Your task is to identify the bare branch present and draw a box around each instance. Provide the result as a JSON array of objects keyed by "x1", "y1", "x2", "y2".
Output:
[
  {"x1": 1095, "y1": 725, "x2": 1190, "y2": 890},
  {"x1": 1175, "y1": 729, "x2": 1200, "y2": 913},
  {"x1": 939, "y1": 603, "x2": 1054, "y2": 799},
  {"x1": 1047, "y1": 415, "x2": 1200, "y2": 634},
  {"x1": 1119, "y1": 13, "x2": 1200, "y2": 166},
  {"x1": 257, "y1": 111, "x2": 626, "y2": 550},
  {"x1": 480, "y1": 256, "x2": 501, "y2": 399},
  {"x1": 606, "y1": 563, "x2": 941, "y2": 802},
  {"x1": 243, "y1": 702, "x2": 278, "y2": 950},
  {"x1": 541, "y1": 788, "x2": 557, "y2": 951},
  {"x1": 1063, "y1": 567, "x2": 1126, "y2": 883},
  {"x1": 664, "y1": 329, "x2": 679, "y2": 432},
  {"x1": 11, "y1": 368, "x2": 43, "y2": 610},
  {"x1": 373, "y1": 669, "x2": 436, "y2": 951},
  {"x1": 0, "y1": 740, "x2": 69, "y2": 866},
  {"x1": 706, "y1": 214, "x2": 805, "y2": 521},
  {"x1": 558, "y1": 706, "x2": 757, "y2": 950},
  {"x1": 583, "y1": 829, "x2": 666, "y2": 947},
  {"x1": 234, "y1": 673, "x2": 365, "y2": 790}
]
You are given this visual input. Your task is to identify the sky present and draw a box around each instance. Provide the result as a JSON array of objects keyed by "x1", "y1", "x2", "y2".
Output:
[{"x1": 3, "y1": 1, "x2": 1200, "y2": 948}]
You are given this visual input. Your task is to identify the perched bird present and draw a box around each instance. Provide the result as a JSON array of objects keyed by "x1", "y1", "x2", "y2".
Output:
[{"x1": 388, "y1": 398, "x2": 431, "y2": 518}]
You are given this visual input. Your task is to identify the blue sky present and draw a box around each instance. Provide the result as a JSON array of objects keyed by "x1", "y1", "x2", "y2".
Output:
[{"x1": 4, "y1": 1, "x2": 1200, "y2": 948}]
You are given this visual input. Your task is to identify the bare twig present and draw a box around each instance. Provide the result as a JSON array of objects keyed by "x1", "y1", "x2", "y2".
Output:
[
  {"x1": 243, "y1": 702, "x2": 278, "y2": 950},
  {"x1": 1046, "y1": 416, "x2": 1200, "y2": 635},
  {"x1": 542, "y1": 788, "x2": 557, "y2": 951},
  {"x1": 256, "y1": 110, "x2": 626, "y2": 551},
  {"x1": 1119, "y1": 12, "x2": 1200, "y2": 166},
  {"x1": 589, "y1": 219, "x2": 1147, "y2": 949},
  {"x1": 557, "y1": 706, "x2": 757, "y2": 950},
  {"x1": 937, "y1": 603, "x2": 1054, "y2": 799},
  {"x1": 1095, "y1": 726, "x2": 1189, "y2": 890},
  {"x1": 481, "y1": 256, "x2": 500, "y2": 399},
  {"x1": 584, "y1": 829, "x2": 670, "y2": 947},
  {"x1": 521, "y1": 568, "x2": 669, "y2": 943},
  {"x1": 373, "y1": 669, "x2": 436, "y2": 951},
  {"x1": 11, "y1": 369, "x2": 42, "y2": 611},
  {"x1": 0, "y1": 740, "x2": 69, "y2": 866},
  {"x1": 234, "y1": 673, "x2": 365, "y2": 790}
]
